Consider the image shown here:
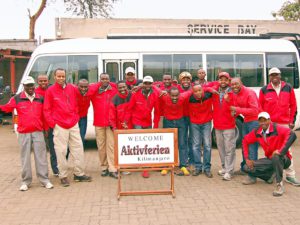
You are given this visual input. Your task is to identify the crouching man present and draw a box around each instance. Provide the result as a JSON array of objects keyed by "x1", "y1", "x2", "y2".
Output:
[
  {"x1": 242, "y1": 112, "x2": 297, "y2": 197},
  {"x1": 0, "y1": 76, "x2": 53, "y2": 191}
]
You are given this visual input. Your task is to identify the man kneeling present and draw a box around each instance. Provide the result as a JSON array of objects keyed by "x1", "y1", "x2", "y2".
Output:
[{"x1": 242, "y1": 112, "x2": 297, "y2": 197}]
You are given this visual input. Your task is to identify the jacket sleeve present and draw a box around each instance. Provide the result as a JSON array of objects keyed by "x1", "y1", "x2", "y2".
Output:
[
  {"x1": 279, "y1": 129, "x2": 297, "y2": 156},
  {"x1": 0, "y1": 96, "x2": 17, "y2": 113},
  {"x1": 124, "y1": 93, "x2": 135, "y2": 124},
  {"x1": 235, "y1": 92, "x2": 260, "y2": 118},
  {"x1": 242, "y1": 130, "x2": 258, "y2": 160},
  {"x1": 258, "y1": 89, "x2": 265, "y2": 111},
  {"x1": 43, "y1": 90, "x2": 56, "y2": 128},
  {"x1": 289, "y1": 87, "x2": 297, "y2": 124},
  {"x1": 109, "y1": 102, "x2": 117, "y2": 130}
]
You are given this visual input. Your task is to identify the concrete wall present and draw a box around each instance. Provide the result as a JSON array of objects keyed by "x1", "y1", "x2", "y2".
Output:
[
  {"x1": 56, "y1": 18, "x2": 300, "y2": 38},
  {"x1": 0, "y1": 39, "x2": 37, "y2": 52}
]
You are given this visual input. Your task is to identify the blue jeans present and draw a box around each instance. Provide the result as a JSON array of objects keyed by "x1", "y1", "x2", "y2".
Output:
[
  {"x1": 240, "y1": 120, "x2": 259, "y2": 171},
  {"x1": 163, "y1": 118, "x2": 188, "y2": 167},
  {"x1": 78, "y1": 116, "x2": 87, "y2": 146},
  {"x1": 190, "y1": 121, "x2": 212, "y2": 172},
  {"x1": 183, "y1": 117, "x2": 193, "y2": 165}
]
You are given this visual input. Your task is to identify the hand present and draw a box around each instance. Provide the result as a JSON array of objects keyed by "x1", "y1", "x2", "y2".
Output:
[
  {"x1": 272, "y1": 150, "x2": 280, "y2": 157},
  {"x1": 131, "y1": 86, "x2": 140, "y2": 93},
  {"x1": 230, "y1": 106, "x2": 236, "y2": 117},
  {"x1": 159, "y1": 90, "x2": 167, "y2": 97},
  {"x1": 121, "y1": 122, "x2": 128, "y2": 129},
  {"x1": 246, "y1": 159, "x2": 254, "y2": 170},
  {"x1": 224, "y1": 93, "x2": 230, "y2": 102},
  {"x1": 289, "y1": 123, "x2": 295, "y2": 129},
  {"x1": 211, "y1": 89, "x2": 219, "y2": 95}
]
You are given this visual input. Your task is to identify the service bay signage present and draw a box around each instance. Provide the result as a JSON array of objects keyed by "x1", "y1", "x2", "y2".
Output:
[{"x1": 114, "y1": 128, "x2": 178, "y2": 167}]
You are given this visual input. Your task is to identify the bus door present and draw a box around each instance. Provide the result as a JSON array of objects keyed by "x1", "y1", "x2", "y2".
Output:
[{"x1": 103, "y1": 59, "x2": 138, "y2": 82}]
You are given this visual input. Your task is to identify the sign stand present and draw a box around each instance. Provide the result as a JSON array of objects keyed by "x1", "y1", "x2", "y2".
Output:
[
  {"x1": 114, "y1": 128, "x2": 178, "y2": 200},
  {"x1": 117, "y1": 166, "x2": 176, "y2": 200}
]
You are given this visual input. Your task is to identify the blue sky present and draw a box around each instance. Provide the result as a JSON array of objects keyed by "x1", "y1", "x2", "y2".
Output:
[{"x1": 0, "y1": 0, "x2": 288, "y2": 39}]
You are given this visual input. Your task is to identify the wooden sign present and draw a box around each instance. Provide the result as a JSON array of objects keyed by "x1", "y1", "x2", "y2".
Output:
[{"x1": 114, "y1": 128, "x2": 178, "y2": 199}]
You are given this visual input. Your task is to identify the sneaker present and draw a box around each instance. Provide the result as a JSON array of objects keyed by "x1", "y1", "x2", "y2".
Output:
[
  {"x1": 218, "y1": 169, "x2": 225, "y2": 176},
  {"x1": 101, "y1": 169, "x2": 109, "y2": 177},
  {"x1": 142, "y1": 171, "x2": 150, "y2": 178},
  {"x1": 53, "y1": 173, "x2": 59, "y2": 177},
  {"x1": 19, "y1": 184, "x2": 29, "y2": 191},
  {"x1": 204, "y1": 171, "x2": 213, "y2": 178},
  {"x1": 74, "y1": 175, "x2": 92, "y2": 182},
  {"x1": 266, "y1": 173, "x2": 276, "y2": 184},
  {"x1": 121, "y1": 171, "x2": 131, "y2": 175},
  {"x1": 44, "y1": 182, "x2": 54, "y2": 189},
  {"x1": 161, "y1": 169, "x2": 168, "y2": 176},
  {"x1": 181, "y1": 167, "x2": 190, "y2": 176},
  {"x1": 109, "y1": 172, "x2": 118, "y2": 179},
  {"x1": 223, "y1": 173, "x2": 231, "y2": 181},
  {"x1": 242, "y1": 176, "x2": 256, "y2": 185},
  {"x1": 286, "y1": 177, "x2": 300, "y2": 186},
  {"x1": 60, "y1": 177, "x2": 70, "y2": 187},
  {"x1": 192, "y1": 169, "x2": 202, "y2": 176},
  {"x1": 273, "y1": 182, "x2": 284, "y2": 197}
]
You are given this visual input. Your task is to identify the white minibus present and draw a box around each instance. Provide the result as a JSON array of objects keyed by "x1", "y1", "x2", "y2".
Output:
[{"x1": 17, "y1": 35, "x2": 300, "y2": 145}]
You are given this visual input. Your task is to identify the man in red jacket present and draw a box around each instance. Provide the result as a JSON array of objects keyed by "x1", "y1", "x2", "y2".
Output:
[
  {"x1": 0, "y1": 76, "x2": 53, "y2": 191},
  {"x1": 213, "y1": 72, "x2": 236, "y2": 181},
  {"x1": 91, "y1": 73, "x2": 118, "y2": 179},
  {"x1": 189, "y1": 85, "x2": 214, "y2": 178},
  {"x1": 124, "y1": 67, "x2": 143, "y2": 92},
  {"x1": 259, "y1": 67, "x2": 300, "y2": 186},
  {"x1": 44, "y1": 68, "x2": 91, "y2": 187},
  {"x1": 35, "y1": 74, "x2": 59, "y2": 176},
  {"x1": 242, "y1": 112, "x2": 297, "y2": 196},
  {"x1": 77, "y1": 79, "x2": 90, "y2": 146},
  {"x1": 229, "y1": 78, "x2": 260, "y2": 183},
  {"x1": 126, "y1": 75, "x2": 160, "y2": 178}
]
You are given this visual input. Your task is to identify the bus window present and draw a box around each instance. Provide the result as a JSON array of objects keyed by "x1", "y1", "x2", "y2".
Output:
[
  {"x1": 207, "y1": 54, "x2": 234, "y2": 81},
  {"x1": 266, "y1": 53, "x2": 299, "y2": 88},
  {"x1": 143, "y1": 55, "x2": 172, "y2": 81},
  {"x1": 235, "y1": 54, "x2": 264, "y2": 87},
  {"x1": 29, "y1": 55, "x2": 98, "y2": 84},
  {"x1": 173, "y1": 54, "x2": 203, "y2": 81},
  {"x1": 106, "y1": 62, "x2": 119, "y2": 82}
]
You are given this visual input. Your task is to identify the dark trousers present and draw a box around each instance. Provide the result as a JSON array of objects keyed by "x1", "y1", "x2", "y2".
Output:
[
  {"x1": 243, "y1": 155, "x2": 291, "y2": 183},
  {"x1": 44, "y1": 129, "x2": 59, "y2": 174},
  {"x1": 78, "y1": 116, "x2": 87, "y2": 147}
]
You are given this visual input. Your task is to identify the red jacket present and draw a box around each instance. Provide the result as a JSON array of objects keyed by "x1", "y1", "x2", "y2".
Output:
[
  {"x1": 231, "y1": 86, "x2": 260, "y2": 123},
  {"x1": 259, "y1": 81, "x2": 297, "y2": 124},
  {"x1": 242, "y1": 122, "x2": 296, "y2": 160},
  {"x1": 160, "y1": 91, "x2": 192, "y2": 120},
  {"x1": 188, "y1": 91, "x2": 213, "y2": 124},
  {"x1": 91, "y1": 83, "x2": 117, "y2": 127},
  {"x1": 0, "y1": 92, "x2": 44, "y2": 133},
  {"x1": 126, "y1": 79, "x2": 143, "y2": 91},
  {"x1": 177, "y1": 85, "x2": 192, "y2": 117},
  {"x1": 212, "y1": 88, "x2": 236, "y2": 130},
  {"x1": 125, "y1": 88, "x2": 160, "y2": 128},
  {"x1": 109, "y1": 92, "x2": 133, "y2": 130},
  {"x1": 44, "y1": 83, "x2": 79, "y2": 129},
  {"x1": 76, "y1": 89, "x2": 91, "y2": 118},
  {"x1": 35, "y1": 86, "x2": 47, "y2": 97}
]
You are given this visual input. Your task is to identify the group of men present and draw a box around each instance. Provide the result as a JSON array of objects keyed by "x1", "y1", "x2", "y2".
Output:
[{"x1": 0, "y1": 66, "x2": 299, "y2": 197}]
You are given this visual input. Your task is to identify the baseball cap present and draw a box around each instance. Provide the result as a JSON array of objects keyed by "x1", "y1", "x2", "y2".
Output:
[
  {"x1": 23, "y1": 76, "x2": 35, "y2": 85},
  {"x1": 143, "y1": 76, "x2": 154, "y2": 83},
  {"x1": 179, "y1": 71, "x2": 192, "y2": 81},
  {"x1": 218, "y1": 72, "x2": 231, "y2": 79},
  {"x1": 268, "y1": 67, "x2": 281, "y2": 75},
  {"x1": 125, "y1": 67, "x2": 136, "y2": 74},
  {"x1": 258, "y1": 112, "x2": 270, "y2": 120}
]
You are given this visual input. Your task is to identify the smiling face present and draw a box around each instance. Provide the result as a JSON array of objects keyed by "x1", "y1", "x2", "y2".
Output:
[
  {"x1": 23, "y1": 83, "x2": 35, "y2": 96},
  {"x1": 54, "y1": 69, "x2": 66, "y2": 86},
  {"x1": 181, "y1": 77, "x2": 191, "y2": 88},
  {"x1": 78, "y1": 79, "x2": 89, "y2": 95},
  {"x1": 162, "y1": 74, "x2": 172, "y2": 87},
  {"x1": 230, "y1": 78, "x2": 242, "y2": 94},
  {"x1": 117, "y1": 82, "x2": 127, "y2": 95},
  {"x1": 269, "y1": 73, "x2": 281, "y2": 87},
  {"x1": 100, "y1": 74, "x2": 110, "y2": 88},
  {"x1": 170, "y1": 88, "x2": 180, "y2": 104},
  {"x1": 37, "y1": 75, "x2": 49, "y2": 90},
  {"x1": 258, "y1": 117, "x2": 271, "y2": 131},
  {"x1": 218, "y1": 76, "x2": 230, "y2": 89},
  {"x1": 125, "y1": 72, "x2": 135, "y2": 82},
  {"x1": 197, "y1": 69, "x2": 206, "y2": 80}
]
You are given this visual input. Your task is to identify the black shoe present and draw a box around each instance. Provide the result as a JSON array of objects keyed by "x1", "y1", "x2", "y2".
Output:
[
  {"x1": 101, "y1": 169, "x2": 109, "y2": 177},
  {"x1": 60, "y1": 177, "x2": 70, "y2": 187},
  {"x1": 74, "y1": 175, "x2": 92, "y2": 182},
  {"x1": 192, "y1": 169, "x2": 202, "y2": 176},
  {"x1": 204, "y1": 171, "x2": 213, "y2": 178},
  {"x1": 109, "y1": 172, "x2": 118, "y2": 179}
]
